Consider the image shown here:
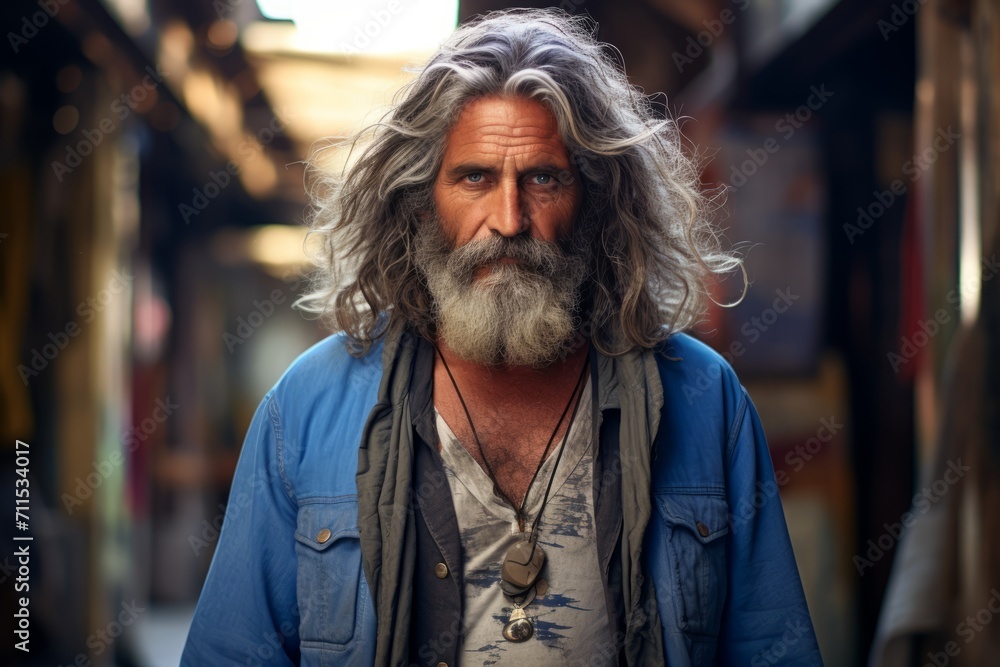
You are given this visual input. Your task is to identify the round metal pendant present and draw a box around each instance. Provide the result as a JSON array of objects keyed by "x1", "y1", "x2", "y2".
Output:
[{"x1": 502, "y1": 616, "x2": 534, "y2": 642}]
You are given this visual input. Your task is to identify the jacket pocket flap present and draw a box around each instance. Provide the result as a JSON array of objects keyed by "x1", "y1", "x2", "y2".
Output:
[
  {"x1": 294, "y1": 500, "x2": 361, "y2": 552},
  {"x1": 655, "y1": 492, "x2": 729, "y2": 544}
]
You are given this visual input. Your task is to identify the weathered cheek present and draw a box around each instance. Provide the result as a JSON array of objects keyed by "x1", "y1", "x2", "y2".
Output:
[
  {"x1": 437, "y1": 190, "x2": 494, "y2": 241},
  {"x1": 556, "y1": 194, "x2": 584, "y2": 235},
  {"x1": 528, "y1": 189, "x2": 580, "y2": 218},
  {"x1": 434, "y1": 185, "x2": 470, "y2": 214}
]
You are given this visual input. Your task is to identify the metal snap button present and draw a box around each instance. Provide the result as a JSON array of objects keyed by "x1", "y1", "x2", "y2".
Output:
[
  {"x1": 316, "y1": 528, "x2": 332, "y2": 544},
  {"x1": 435, "y1": 562, "x2": 449, "y2": 578},
  {"x1": 696, "y1": 521, "x2": 710, "y2": 538}
]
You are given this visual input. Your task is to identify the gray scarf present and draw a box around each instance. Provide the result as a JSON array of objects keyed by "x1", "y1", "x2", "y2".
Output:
[
  {"x1": 356, "y1": 330, "x2": 418, "y2": 666},
  {"x1": 357, "y1": 330, "x2": 665, "y2": 665},
  {"x1": 607, "y1": 348, "x2": 668, "y2": 665}
]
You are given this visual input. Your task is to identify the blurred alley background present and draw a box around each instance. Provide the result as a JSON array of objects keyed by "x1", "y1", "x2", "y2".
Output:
[{"x1": 1, "y1": 0, "x2": 999, "y2": 665}]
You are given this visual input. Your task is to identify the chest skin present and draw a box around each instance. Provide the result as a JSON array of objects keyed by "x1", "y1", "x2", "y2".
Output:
[{"x1": 432, "y1": 361, "x2": 586, "y2": 512}]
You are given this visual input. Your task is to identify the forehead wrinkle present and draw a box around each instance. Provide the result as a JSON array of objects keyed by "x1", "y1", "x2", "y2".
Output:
[
  {"x1": 450, "y1": 124, "x2": 563, "y2": 147},
  {"x1": 458, "y1": 143, "x2": 567, "y2": 162},
  {"x1": 446, "y1": 129, "x2": 570, "y2": 162},
  {"x1": 457, "y1": 118, "x2": 559, "y2": 137},
  {"x1": 441, "y1": 96, "x2": 573, "y2": 169}
]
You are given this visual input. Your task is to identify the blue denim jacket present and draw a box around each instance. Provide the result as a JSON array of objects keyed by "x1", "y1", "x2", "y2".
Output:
[{"x1": 181, "y1": 332, "x2": 823, "y2": 666}]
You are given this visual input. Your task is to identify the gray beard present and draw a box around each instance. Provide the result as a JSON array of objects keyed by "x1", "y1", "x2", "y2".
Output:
[{"x1": 413, "y1": 216, "x2": 592, "y2": 368}]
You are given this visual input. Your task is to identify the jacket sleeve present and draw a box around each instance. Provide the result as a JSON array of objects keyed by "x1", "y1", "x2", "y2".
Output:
[
  {"x1": 181, "y1": 392, "x2": 300, "y2": 666},
  {"x1": 718, "y1": 388, "x2": 824, "y2": 666}
]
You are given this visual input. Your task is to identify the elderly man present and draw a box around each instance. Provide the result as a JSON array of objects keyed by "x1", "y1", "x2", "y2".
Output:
[{"x1": 182, "y1": 9, "x2": 822, "y2": 667}]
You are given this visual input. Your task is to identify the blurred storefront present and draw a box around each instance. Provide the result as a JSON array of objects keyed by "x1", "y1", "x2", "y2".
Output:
[{"x1": 1, "y1": 0, "x2": 997, "y2": 665}]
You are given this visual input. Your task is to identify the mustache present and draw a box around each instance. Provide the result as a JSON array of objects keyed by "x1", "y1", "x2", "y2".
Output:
[{"x1": 445, "y1": 234, "x2": 564, "y2": 280}]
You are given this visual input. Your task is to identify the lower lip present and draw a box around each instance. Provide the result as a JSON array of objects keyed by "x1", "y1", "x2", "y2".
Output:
[{"x1": 473, "y1": 259, "x2": 518, "y2": 279}]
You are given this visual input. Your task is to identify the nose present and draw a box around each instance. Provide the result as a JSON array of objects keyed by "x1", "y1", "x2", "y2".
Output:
[{"x1": 486, "y1": 179, "x2": 529, "y2": 237}]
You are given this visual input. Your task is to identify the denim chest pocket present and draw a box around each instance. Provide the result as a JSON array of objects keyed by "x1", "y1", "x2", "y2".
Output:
[
  {"x1": 294, "y1": 499, "x2": 368, "y2": 653},
  {"x1": 654, "y1": 492, "x2": 729, "y2": 638}
]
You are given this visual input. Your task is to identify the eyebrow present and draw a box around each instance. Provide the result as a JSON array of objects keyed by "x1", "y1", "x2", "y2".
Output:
[
  {"x1": 442, "y1": 161, "x2": 570, "y2": 180},
  {"x1": 443, "y1": 163, "x2": 497, "y2": 180}
]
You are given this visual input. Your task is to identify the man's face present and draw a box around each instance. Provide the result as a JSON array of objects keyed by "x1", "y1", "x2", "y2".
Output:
[
  {"x1": 432, "y1": 95, "x2": 583, "y2": 260},
  {"x1": 414, "y1": 95, "x2": 591, "y2": 367}
]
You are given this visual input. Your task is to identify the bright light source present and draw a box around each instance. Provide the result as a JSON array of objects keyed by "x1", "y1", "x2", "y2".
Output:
[
  {"x1": 255, "y1": 0, "x2": 295, "y2": 21},
  {"x1": 247, "y1": 224, "x2": 310, "y2": 272},
  {"x1": 103, "y1": 0, "x2": 151, "y2": 35},
  {"x1": 212, "y1": 225, "x2": 313, "y2": 276},
  {"x1": 958, "y1": 36, "x2": 981, "y2": 326},
  {"x1": 251, "y1": 0, "x2": 457, "y2": 55}
]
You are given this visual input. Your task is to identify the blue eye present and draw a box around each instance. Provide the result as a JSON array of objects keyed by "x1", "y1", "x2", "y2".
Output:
[
  {"x1": 466, "y1": 173, "x2": 483, "y2": 183},
  {"x1": 533, "y1": 173, "x2": 552, "y2": 185}
]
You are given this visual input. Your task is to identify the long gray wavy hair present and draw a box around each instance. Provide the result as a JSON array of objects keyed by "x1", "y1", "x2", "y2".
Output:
[{"x1": 294, "y1": 8, "x2": 742, "y2": 356}]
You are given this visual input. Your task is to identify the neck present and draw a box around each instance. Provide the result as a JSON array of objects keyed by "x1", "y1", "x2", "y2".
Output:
[{"x1": 434, "y1": 337, "x2": 590, "y2": 398}]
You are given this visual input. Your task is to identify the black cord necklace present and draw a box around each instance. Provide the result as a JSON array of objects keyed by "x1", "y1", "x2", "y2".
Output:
[{"x1": 435, "y1": 346, "x2": 589, "y2": 642}]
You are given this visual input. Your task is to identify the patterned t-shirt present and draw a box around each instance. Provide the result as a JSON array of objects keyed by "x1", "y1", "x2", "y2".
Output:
[{"x1": 435, "y1": 378, "x2": 616, "y2": 666}]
